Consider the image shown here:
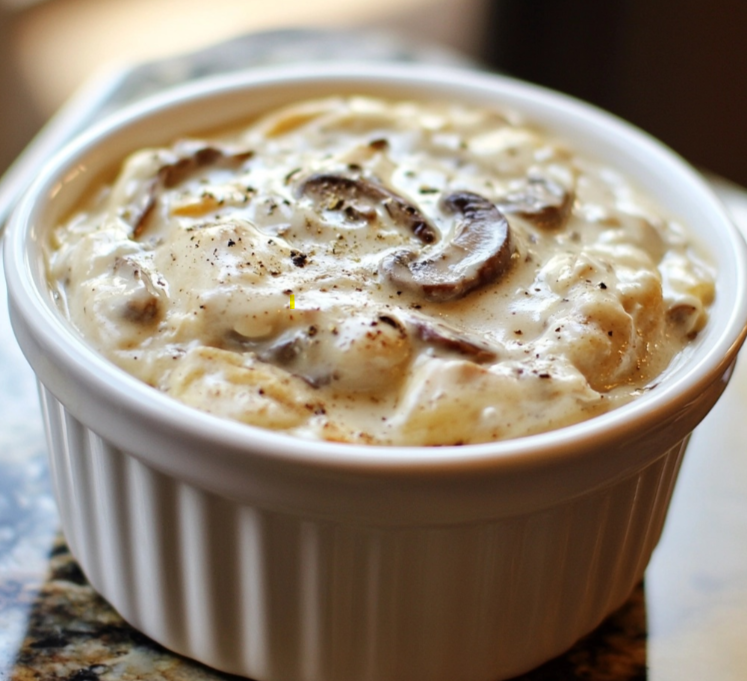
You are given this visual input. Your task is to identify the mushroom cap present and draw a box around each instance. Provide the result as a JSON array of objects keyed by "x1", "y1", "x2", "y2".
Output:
[
  {"x1": 381, "y1": 191, "x2": 514, "y2": 302},
  {"x1": 298, "y1": 173, "x2": 438, "y2": 243},
  {"x1": 501, "y1": 177, "x2": 574, "y2": 230}
]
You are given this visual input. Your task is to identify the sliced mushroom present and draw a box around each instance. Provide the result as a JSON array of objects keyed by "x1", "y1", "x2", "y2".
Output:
[
  {"x1": 253, "y1": 313, "x2": 413, "y2": 392},
  {"x1": 500, "y1": 177, "x2": 573, "y2": 230},
  {"x1": 257, "y1": 330, "x2": 310, "y2": 369},
  {"x1": 298, "y1": 173, "x2": 437, "y2": 243},
  {"x1": 407, "y1": 314, "x2": 497, "y2": 363},
  {"x1": 128, "y1": 177, "x2": 159, "y2": 240},
  {"x1": 122, "y1": 295, "x2": 161, "y2": 325},
  {"x1": 381, "y1": 191, "x2": 513, "y2": 302},
  {"x1": 111, "y1": 257, "x2": 163, "y2": 326},
  {"x1": 667, "y1": 301, "x2": 704, "y2": 339},
  {"x1": 127, "y1": 141, "x2": 253, "y2": 239}
]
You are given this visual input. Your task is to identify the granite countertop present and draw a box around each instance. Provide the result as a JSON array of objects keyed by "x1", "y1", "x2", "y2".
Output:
[{"x1": 1, "y1": 30, "x2": 747, "y2": 681}]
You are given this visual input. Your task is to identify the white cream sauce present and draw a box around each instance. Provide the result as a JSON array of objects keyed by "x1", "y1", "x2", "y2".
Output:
[{"x1": 47, "y1": 97, "x2": 714, "y2": 445}]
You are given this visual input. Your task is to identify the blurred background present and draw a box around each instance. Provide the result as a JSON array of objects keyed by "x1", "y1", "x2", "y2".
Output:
[{"x1": 0, "y1": 0, "x2": 745, "y2": 186}]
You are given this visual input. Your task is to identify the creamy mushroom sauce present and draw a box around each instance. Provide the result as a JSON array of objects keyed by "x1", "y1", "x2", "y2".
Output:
[{"x1": 47, "y1": 97, "x2": 715, "y2": 445}]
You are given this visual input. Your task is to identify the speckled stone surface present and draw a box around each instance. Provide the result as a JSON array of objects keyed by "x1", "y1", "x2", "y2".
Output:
[
  {"x1": 0, "y1": 248, "x2": 58, "y2": 679},
  {"x1": 3, "y1": 536, "x2": 646, "y2": 681},
  {"x1": 5, "y1": 536, "x2": 245, "y2": 681},
  {"x1": 2, "y1": 30, "x2": 747, "y2": 681}
]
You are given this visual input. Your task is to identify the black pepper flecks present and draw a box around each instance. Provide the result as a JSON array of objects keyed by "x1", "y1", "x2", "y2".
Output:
[{"x1": 290, "y1": 250, "x2": 308, "y2": 268}]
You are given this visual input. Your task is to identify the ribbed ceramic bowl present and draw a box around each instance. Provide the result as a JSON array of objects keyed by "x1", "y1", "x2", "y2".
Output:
[{"x1": 5, "y1": 63, "x2": 747, "y2": 681}]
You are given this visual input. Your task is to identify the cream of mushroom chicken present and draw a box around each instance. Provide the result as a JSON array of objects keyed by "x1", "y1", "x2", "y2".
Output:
[{"x1": 47, "y1": 97, "x2": 715, "y2": 445}]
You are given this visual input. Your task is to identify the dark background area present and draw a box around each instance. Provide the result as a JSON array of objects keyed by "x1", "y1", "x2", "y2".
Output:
[
  {"x1": 482, "y1": 0, "x2": 747, "y2": 186},
  {"x1": 1, "y1": 0, "x2": 745, "y2": 189}
]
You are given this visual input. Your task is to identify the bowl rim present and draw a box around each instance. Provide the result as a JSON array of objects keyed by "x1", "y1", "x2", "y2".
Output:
[{"x1": 5, "y1": 61, "x2": 747, "y2": 479}]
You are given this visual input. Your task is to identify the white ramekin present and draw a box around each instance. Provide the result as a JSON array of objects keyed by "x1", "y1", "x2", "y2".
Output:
[{"x1": 5, "y1": 63, "x2": 747, "y2": 681}]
